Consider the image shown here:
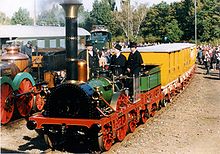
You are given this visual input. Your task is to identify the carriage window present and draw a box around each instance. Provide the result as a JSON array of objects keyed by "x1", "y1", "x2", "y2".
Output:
[
  {"x1": 60, "y1": 39, "x2": 65, "y2": 48},
  {"x1": 37, "y1": 40, "x2": 45, "y2": 48},
  {"x1": 50, "y1": 39, "x2": 56, "y2": 48}
]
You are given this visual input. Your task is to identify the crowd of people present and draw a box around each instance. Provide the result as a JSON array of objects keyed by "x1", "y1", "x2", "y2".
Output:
[
  {"x1": 112, "y1": 41, "x2": 160, "y2": 49},
  {"x1": 197, "y1": 45, "x2": 220, "y2": 78}
]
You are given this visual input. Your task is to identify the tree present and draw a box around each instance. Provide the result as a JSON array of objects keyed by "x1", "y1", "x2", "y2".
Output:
[
  {"x1": 37, "y1": 4, "x2": 64, "y2": 26},
  {"x1": 141, "y1": 2, "x2": 181, "y2": 42},
  {"x1": 84, "y1": 0, "x2": 118, "y2": 35},
  {"x1": 11, "y1": 7, "x2": 33, "y2": 25},
  {"x1": 0, "y1": 11, "x2": 11, "y2": 25},
  {"x1": 165, "y1": 19, "x2": 183, "y2": 42},
  {"x1": 107, "y1": 0, "x2": 117, "y2": 11},
  {"x1": 114, "y1": 1, "x2": 147, "y2": 40},
  {"x1": 197, "y1": 0, "x2": 220, "y2": 42},
  {"x1": 78, "y1": 5, "x2": 91, "y2": 28},
  {"x1": 90, "y1": 0, "x2": 113, "y2": 26},
  {"x1": 173, "y1": 0, "x2": 195, "y2": 41},
  {"x1": 132, "y1": 4, "x2": 148, "y2": 38}
]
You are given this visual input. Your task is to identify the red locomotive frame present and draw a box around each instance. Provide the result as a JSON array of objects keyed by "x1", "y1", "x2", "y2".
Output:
[{"x1": 29, "y1": 85, "x2": 162, "y2": 151}]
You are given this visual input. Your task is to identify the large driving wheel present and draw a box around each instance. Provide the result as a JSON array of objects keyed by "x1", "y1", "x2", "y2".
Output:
[
  {"x1": 16, "y1": 78, "x2": 34, "y2": 117},
  {"x1": 128, "y1": 120, "x2": 136, "y2": 133},
  {"x1": 116, "y1": 125, "x2": 127, "y2": 141},
  {"x1": 98, "y1": 132, "x2": 113, "y2": 151},
  {"x1": 140, "y1": 109, "x2": 149, "y2": 124},
  {"x1": 1, "y1": 83, "x2": 14, "y2": 124},
  {"x1": 150, "y1": 104, "x2": 157, "y2": 117}
]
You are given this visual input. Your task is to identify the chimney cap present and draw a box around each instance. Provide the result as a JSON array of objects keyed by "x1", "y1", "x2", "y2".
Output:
[{"x1": 61, "y1": 0, "x2": 82, "y2": 5}]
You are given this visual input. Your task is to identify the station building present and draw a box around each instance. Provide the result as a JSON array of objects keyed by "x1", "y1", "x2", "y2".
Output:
[{"x1": 0, "y1": 25, "x2": 90, "y2": 52}]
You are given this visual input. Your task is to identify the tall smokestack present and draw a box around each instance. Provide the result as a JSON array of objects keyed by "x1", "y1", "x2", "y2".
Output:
[{"x1": 60, "y1": 0, "x2": 82, "y2": 82}]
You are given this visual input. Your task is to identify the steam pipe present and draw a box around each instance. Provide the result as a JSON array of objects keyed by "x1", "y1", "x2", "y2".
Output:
[{"x1": 60, "y1": 1, "x2": 82, "y2": 81}]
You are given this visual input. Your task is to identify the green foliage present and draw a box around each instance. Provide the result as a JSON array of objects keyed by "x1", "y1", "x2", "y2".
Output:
[
  {"x1": 37, "y1": 4, "x2": 64, "y2": 26},
  {"x1": 141, "y1": 2, "x2": 179, "y2": 42},
  {"x1": 173, "y1": 0, "x2": 195, "y2": 41},
  {"x1": 165, "y1": 19, "x2": 183, "y2": 42},
  {"x1": 197, "y1": 0, "x2": 220, "y2": 42},
  {"x1": 0, "y1": 11, "x2": 10, "y2": 25},
  {"x1": 11, "y1": 7, "x2": 33, "y2": 25},
  {"x1": 80, "y1": 0, "x2": 122, "y2": 35},
  {"x1": 90, "y1": 0, "x2": 113, "y2": 26},
  {"x1": 140, "y1": 0, "x2": 219, "y2": 43},
  {"x1": 78, "y1": 6, "x2": 90, "y2": 28},
  {"x1": 107, "y1": 0, "x2": 116, "y2": 11},
  {"x1": 144, "y1": 34, "x2": 161, "y2": 43},
  {"x1": 112, "y1": 35, "x2": 127, "y2": 43}
]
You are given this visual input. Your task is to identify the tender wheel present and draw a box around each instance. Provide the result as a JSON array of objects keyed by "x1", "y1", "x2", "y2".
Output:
[
  {"x1": 160, "y1": 99, "x2": 168, "y2": 107},
  {"x1": 140, "y1": 110, "x2": 149, "y2": 124},
  {"x1": 1, "y1": 83, "x2": 14, "y2": 124},
  {"x1": 150, "y1": 104, "x2": 157, "y2": 117},
  {"x1": 116, "y1": 125, "x2": 127, "y2": 141},
  {"x1": 98, "y1": 132, "x2": 113, "y2": 151},
  {"x1": 16, "y1": 78, "x2": 34, "y2": 117}
]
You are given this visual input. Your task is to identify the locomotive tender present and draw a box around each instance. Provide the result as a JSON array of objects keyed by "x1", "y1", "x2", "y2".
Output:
[
  {"x1": 90, "y1": 25, "x2": 111, "y2": 51},
  {"x1": 0, "y1": 46, "x2": 45, "y2": 124},
  {"x1": 26, "y1": 1, "x2": 196, "y2": 152}
]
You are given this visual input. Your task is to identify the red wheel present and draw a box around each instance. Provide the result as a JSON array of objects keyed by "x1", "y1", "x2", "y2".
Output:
[
  {"x1": 16, "y1": 78, "x2": 34, "y2": 117},
  {"x1": 98, "y1": 133, "x2": 113, "y2": 151},
  {"x1": 150, "y1": 104, "x2": 157, "y2": 117},
  {"x1": 34, "y1": 94, "x2": 45, "y2": 111},
  {"x1": 140, "y1": 110, "x2": 149, "y2": 124},
  {"x1": 116, "y1": 125, "x2": 127, "y2": 141},
  {"x1": 1, "y1": 83, "x2": 14, "y2": 124},
  {"x1": 128, "y1": 120, "x2": 136, "y2": 133}
]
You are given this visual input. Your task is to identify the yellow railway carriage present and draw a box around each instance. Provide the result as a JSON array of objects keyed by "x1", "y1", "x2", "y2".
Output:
[{"x1": 122, "y1": 43, "x2": 196, "y2": 87}]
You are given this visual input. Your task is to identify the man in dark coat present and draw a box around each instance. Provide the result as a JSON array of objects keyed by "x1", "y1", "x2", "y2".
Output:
[
  {"x1": 110, "y1": 44, "x2": 127, "y2": 76},
  {"x1": 126, "y1": 42, "x2": 143, "y2": 76},
  {"x1": 78, "y1": 41, "x2": 99, "y2": 78},
  {"x1": 21, "y1": 41, "x2": 33, "y2": 65}
]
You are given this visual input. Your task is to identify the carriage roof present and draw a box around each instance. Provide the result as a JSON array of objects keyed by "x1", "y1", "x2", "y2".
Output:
[
  {"x1": 122, "y1": 43, "x2": 195, "y2": 53},
  {"x1": 0, "y1": 25, "x2": 90, "y2": 38}
]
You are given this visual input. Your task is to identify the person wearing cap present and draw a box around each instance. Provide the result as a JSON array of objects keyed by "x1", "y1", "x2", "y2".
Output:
[
  {"x1": 126, "y1": 42, "x2": 143, "y2": 76},
  {"x1": 110, "y1": 44, "x2": 127, "y2": 76},
  {"x1": 78, "y1": 40, "x2": 99, "y2": 78}
]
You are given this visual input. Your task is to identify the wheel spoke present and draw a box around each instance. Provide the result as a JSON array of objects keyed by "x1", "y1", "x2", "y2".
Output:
[
  {"x1": 98, "y1": 126, "x2": 113, "y2": 151},
  {"x1": 103, "y1": 135, "x2": 112, "y2": 151},
  {"x1": 150, "y1": 105, "x2": 157, "y2": 117},
  {"x1": 35, "y1": 94, "x2": 45, "y2": 111},
  {"x1": 140, "y1": 110, "x2": 149, "y2": 124},
  {"x1": 16, "y1": 79, "x2": 33, "y2": 117},
  {"x1": 128, "y1": 121, "x2": 136, "y2": 133},
  {"x1": 1, "y1": 84, "x2": 14, "y2": 124},
  {"x1": 116, "y1": 125, "x2": 127, "y2": 141}
]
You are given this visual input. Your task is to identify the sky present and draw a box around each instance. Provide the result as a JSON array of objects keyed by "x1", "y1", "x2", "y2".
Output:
[{"x1": 0, "y1": 0, "x2": 181, "y2": 18}]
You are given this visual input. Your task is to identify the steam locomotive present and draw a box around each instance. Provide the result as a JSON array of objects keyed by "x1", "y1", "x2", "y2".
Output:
[
  {"x1": 90, "y1": 25, "x2": 111, "y2": 51},
  {"x1": 26, "y1": 1, "x2": 196, "y2": 152},
  {"x1": 0, "y1": 46, "x2": 46, "y2": 124}
]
